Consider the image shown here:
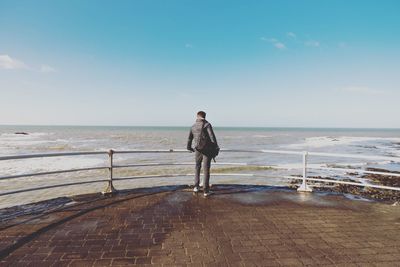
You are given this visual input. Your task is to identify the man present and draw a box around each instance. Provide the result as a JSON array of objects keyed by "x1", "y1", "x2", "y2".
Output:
[{"x1": 187, "y1": 111, "x2": 219, "y2": 197}]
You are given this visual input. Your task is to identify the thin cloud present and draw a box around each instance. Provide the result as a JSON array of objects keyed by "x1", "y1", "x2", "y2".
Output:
[
  {"x1": 287, "y1": 33, "x2": 322, "y2": 48},
  {"x1": 338, "y1": 42, "x2": 347, "y2": 48},
  {"x1": 0, "y1": 54, "x2": 28, "y2": 70},
  {"x1": 261, "y1": 37, "x2": 286, "y2": 50},
  {"x1": 286, "y1": 32, "x2": 296, "y2": 39},
  {"x1": 185, "y1": 43, "x2": 193, "y2": 49},
  {"x1": 340, "y1": 86, "x2": 384, "y2": 95},
  {"x1": 0, "y1": 54, "x2": 56, "y2": 73},
  {"x1": 274, "y1": 42, "x2": 286, "y2": 49},
  {"x1": 40, "y1": 64, "x2": 56, "y2": 73},
  {"x1": 304, "y1": 40, "x2": 320, "y2": 47}
]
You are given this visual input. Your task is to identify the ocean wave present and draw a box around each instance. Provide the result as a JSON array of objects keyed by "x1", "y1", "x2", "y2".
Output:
[
  {"x1": 282, "y1": 136, "x2": 400, "y2": 149},
  {"x1": 0, "y1": 132, "x2": 52, "y2": 137},
  {"x1": 0, "y1": 132, "x2": 54, "y2": 148},
  {"x1": 0, "y1": 156, "x2": 106, "y2": 176},
  {"x1": 220, "y1": 136, "x2": 244, "y2": 140},
  {"x1": 252, "y1": 135, "x2": 273, "y2": 138}
]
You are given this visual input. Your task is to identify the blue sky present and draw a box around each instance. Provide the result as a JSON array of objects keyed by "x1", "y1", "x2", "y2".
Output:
[{"x1": 0, "y1": 0, "x2": 399, "y2": 127}]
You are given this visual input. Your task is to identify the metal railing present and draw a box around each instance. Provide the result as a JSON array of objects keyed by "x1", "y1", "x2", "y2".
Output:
[{"x1": 1, "y1": 149, "x2": 400, "y2": 198}]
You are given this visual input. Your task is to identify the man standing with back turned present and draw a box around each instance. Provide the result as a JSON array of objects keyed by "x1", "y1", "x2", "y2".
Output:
[{"x1": 187, "y1": 111, "x2": 219, "y2": 197}]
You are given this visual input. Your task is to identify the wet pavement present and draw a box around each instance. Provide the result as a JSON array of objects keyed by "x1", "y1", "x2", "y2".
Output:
[{"x1": 0, "y1": 185, "x2": 400, "y2": 266}]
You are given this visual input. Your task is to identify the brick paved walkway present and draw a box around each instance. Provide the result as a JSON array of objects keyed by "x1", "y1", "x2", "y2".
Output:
[{"x1": 0, "y1": 185, "x2": 400, "y2": 266}]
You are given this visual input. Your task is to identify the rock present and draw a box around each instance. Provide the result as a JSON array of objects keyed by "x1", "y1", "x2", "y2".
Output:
[
  {"x1": 14, "y1": 132, "x2": 29, "y2": 135},
  {"x1": 289, "y1": 171, "x2": 400, "y2": 202}
]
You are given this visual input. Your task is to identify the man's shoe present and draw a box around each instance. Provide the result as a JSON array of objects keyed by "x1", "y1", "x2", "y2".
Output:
[
  {"x1": 193, "y1": 187, "x2": 199, "y2": 193},
  {"x1": 204, "y1": 191, "x2": 214, "y2": 197}
]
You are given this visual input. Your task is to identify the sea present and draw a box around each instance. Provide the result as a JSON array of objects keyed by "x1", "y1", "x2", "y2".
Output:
[{"x1": 1, "y1": 125, "x2": 400, "y2": 209}]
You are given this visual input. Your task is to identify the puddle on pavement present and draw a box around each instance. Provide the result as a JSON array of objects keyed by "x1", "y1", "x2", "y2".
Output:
[
  {"x1": 212, "y1": 185, "x2": 366, "y2": 207},
  {"x1": 165, "y1": 191, "x2": 192, "y2": 204},
  {"x1": 279, "y1": 192, "x2": 338, "y2": 207}
]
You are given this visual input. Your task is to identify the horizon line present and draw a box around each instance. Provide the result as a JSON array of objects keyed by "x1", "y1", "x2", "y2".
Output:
[{"x1": 1, "y1": 124, "x2": 400, "y2": 130}]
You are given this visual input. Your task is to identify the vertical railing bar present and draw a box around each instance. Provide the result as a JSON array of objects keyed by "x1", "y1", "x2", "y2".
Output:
[
  {"x1": 102, "y1": 149, "x2": 117, "y2": 195},
  {"x1": 297, "y1": 151, "x2": 312, "y2": 192}
]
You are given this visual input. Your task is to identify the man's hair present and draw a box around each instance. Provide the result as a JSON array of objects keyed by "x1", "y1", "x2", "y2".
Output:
[{"x1": 197, "y1": 111, "x2": 206, "y2": 118}]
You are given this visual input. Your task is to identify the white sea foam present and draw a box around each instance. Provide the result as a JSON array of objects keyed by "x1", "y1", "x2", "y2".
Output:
[
  {"x1": 252, "y1": 135, "x2": 273, "y2": 138},
  {"x1": 0, "y1": 132, "x2": 54, "y2": 150},
  {"x1": 283, "y1": 136, "x2": 400, "y2": 149},
  {"x1": 0, "y1": 132, "x2": 107, "y2": 176},
  {"x1": 274, "y1": 161, "x2": 367, "y2": 170},
  {"x1": 221, "y1": 135, "x2": 244, "y2": 140},
  {"x1": 0, "y1": 156, "x2": 106, "y2": 177}
]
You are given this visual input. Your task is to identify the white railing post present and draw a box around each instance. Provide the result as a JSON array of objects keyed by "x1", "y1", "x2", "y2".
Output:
[
  {"x1": 297, "y1": 151, "x2": 312, "y2": 192},
  {"x1": 102, "y1": 149, "x2": 117, "y2": 195}
]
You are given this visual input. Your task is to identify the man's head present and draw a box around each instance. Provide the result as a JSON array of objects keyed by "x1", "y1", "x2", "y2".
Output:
[{"x1": 197, "y1": 111, "x2": 206, "y2": 119}]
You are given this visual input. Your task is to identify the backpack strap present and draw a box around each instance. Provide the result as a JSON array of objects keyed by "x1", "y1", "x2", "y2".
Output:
[{"x1": 200, "y1": 120, "x2": 206, "y2": 133}]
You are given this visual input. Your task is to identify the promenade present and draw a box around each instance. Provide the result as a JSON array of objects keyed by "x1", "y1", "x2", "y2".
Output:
[{"x1": 0, "y1": 185, "x2": 399, "y2": 266}]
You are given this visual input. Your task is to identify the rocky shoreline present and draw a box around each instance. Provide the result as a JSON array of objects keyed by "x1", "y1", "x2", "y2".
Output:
[{"x1": 291, "y1": 167, "x2": 400, "y2": 202}]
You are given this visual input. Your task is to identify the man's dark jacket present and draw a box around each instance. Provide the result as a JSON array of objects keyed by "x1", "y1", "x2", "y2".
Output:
[{"x1": 187, "y1": 119, "x2": 218, "y2": 151}]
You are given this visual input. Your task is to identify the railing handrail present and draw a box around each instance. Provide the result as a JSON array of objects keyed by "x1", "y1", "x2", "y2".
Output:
[
  {"x1": 2, "y1": 160, "x2": 399, "y2": 181},
  {"x1": 0, "y1": 151, "x2": 107, "y2": 161},
  {"x1": 1, "y1": 148, "x2": 400, "y2": 200},
  {"x1": 0, "y1": 162, "x2": 273, "y2": 181},
  {"x1": 1, "y1": 148, "x2": 400, "y2": 162},
  {"x1": 307, "y1": 151, "x2": 400, "y2": 162},
  {"x1": 0, "y1": 166, "x2": 109, "y2": 181}
]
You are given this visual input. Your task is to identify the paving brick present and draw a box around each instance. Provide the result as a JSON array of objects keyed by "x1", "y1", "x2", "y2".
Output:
[
  {"x1": 101, "y1": 251, "x2": 126, "y2": 259},
  {"x1": 93, "y1": 259, "x2": 112, "y2": 266},
  {"x1": 278, "y1": 257, "x2": 304, "y2": 266},
  {"x1": 110, "y1": 258, "x2": 135, "y2": 266},
  {"x1": 68, "y1": 259, "x2": 95, "y2": 267},
  {"x1": 0, "y1": 186, "x2": 399, "y2": 266}
]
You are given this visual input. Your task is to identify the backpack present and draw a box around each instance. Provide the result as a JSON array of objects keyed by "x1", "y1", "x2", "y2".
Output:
[{"x1": 195, "y1": 121, "x2": 219, "y2": 159}]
